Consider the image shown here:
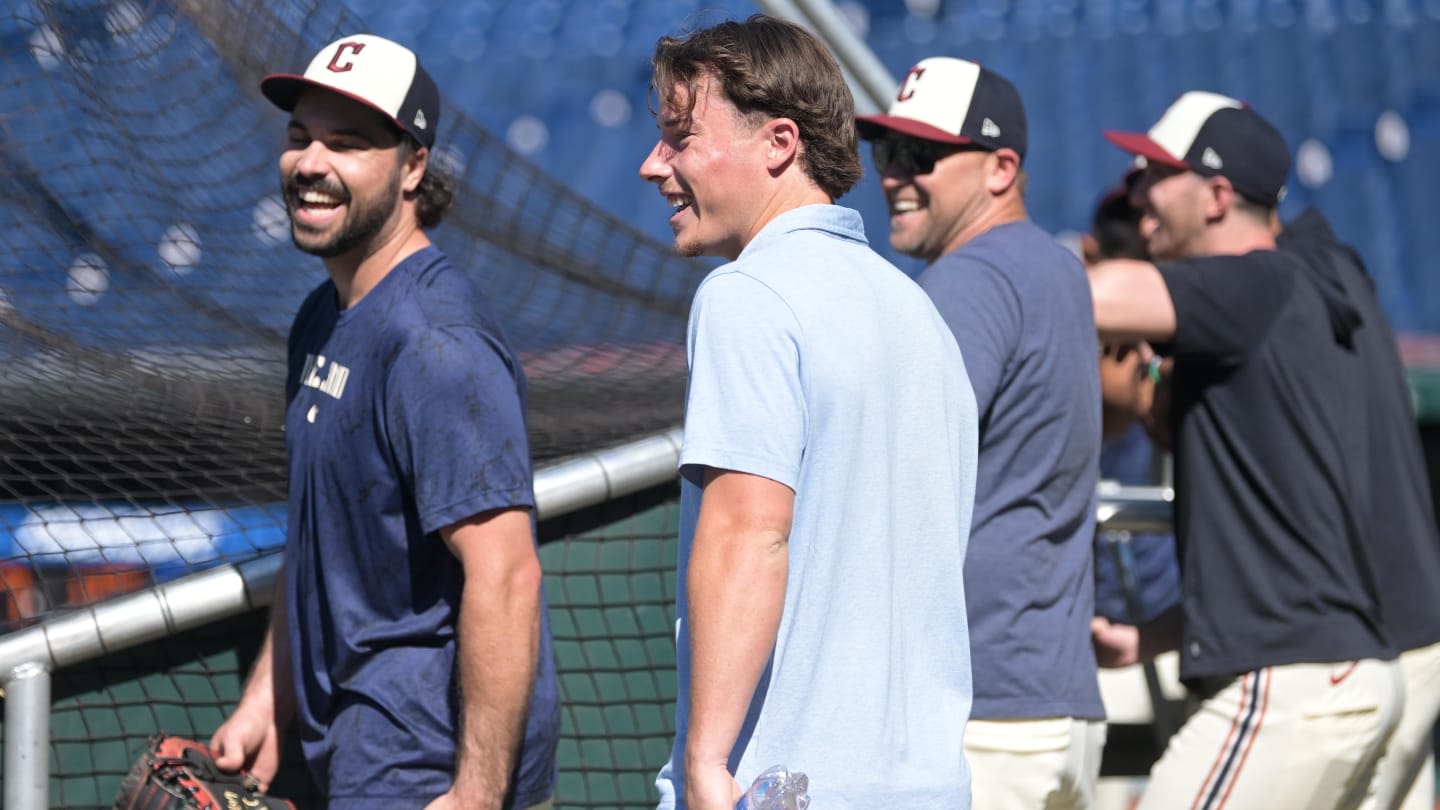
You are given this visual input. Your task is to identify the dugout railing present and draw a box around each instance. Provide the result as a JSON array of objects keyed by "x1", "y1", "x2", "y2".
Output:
[
  {"x1": 0, "y1": 460, "x2": 1174, "y2": 810},
  {"x1": 0, "y1": 428, "x2": 683, "y2": 809}
]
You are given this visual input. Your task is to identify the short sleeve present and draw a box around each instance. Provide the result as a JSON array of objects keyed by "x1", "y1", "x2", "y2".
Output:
[
  {"x1": 1159, "y1": 253, "x2": 1293, "y2": 365},
  {"x1": 385, "y1": 326, "x2": 534, "y2": 535},
  {"x1": 680, "y1": 272, "x2": 805, "y2": 490},
  {"x1": 917, "y1": 255, "x2": 1022, "y2": 415}
]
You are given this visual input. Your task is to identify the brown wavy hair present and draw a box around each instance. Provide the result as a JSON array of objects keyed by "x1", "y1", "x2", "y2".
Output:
[
  {"x1": 400, "y1": 138, "x2": 455, "y2": 228},
  {"x1": 650, "y1": 14, "x2": 863, "y2": 200}
]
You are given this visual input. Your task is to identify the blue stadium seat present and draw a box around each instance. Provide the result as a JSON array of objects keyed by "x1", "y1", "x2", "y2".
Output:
[
  {"x1": 299, "y1": 0, "x2": 1440, "y2": 340},
  {"x1": 1392, "y1": 107, "x2": 1440, "y2": 331},
  {"x1": 0, "y1": 9, "x2": 321, "y2": 351},
  {"x1": 1324, "y1": 17, "x2": 1401, "y2": 128},
  {"x1": 1309, "y1": 129, "x2": 1412, "y2": 326},
  {"x1": 1243, "y1": 22, "x2": 1312, "y2": 137},
  {"x1": 1415, "y1": 13, "x2": 1440, "y2": 106}
]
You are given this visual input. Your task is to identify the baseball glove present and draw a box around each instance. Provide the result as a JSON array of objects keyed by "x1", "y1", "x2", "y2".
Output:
[{"x1": 113, "y1": 733, "x2": 294, "y2": 810}]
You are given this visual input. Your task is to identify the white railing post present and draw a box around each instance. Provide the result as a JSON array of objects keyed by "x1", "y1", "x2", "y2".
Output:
[{"x1": 3, "y1": 661, "x2": 51, "y2": 810}]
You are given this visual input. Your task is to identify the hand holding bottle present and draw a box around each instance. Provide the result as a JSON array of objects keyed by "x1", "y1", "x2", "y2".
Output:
[{"x1": 734, "y1": 765, "x2": 810, "y2": 810}]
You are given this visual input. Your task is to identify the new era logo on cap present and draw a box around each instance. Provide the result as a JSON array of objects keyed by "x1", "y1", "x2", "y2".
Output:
[
  {"x1": 1104, "y1": 91, "x2": 1290, "y2": 206},
  {"x1": 260, "y1": 34, "x2": 441, "y2": 149},
  {"x1": 856, "y1": 56, "x2": 1027, "y2": 159}
]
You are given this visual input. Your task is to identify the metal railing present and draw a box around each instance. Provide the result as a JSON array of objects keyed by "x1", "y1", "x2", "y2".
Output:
[
  {"x1": 0, "y1": 425, "x2": 1175, "y2": 809},
  {"x1": 0, "y1": 427, "x2": 683, "y2": 810}
]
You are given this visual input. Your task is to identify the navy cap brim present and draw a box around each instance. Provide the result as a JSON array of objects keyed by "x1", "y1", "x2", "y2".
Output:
[{"x1": 259, "y1": 73, "x2": 309, "y2": 112}]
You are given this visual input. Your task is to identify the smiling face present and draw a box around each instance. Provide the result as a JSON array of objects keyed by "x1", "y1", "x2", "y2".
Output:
[
  {"x1": 874, "y1": 133, "x2": 1005, "y2": 264},
  {"x1": 638, "y1": 74, "x2": 771, "y2": 261},
  {"x1": 1130, "y1": 163, "x2": 1214, "y2": 261},
  {"x1": 280, "y1": 88, "x2": 414, "y2": 259}
]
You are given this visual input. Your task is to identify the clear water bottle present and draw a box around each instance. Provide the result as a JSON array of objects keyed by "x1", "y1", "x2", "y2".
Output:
[{"x1": 734, "y1": 764, "x2": 810, "y2": 810}]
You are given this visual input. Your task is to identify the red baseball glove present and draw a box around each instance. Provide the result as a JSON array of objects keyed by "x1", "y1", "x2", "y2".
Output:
[{"x1": 113, "y1": 734, "x2": 294, "y2": 810}]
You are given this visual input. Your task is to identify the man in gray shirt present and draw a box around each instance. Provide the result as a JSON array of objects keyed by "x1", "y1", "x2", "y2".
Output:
[{"x1": 859, "y1": 56, "x2": 1105, "y2": 809}]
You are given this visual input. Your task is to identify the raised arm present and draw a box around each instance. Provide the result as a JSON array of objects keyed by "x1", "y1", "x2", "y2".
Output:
[{"x1": 1089, "y1": 258, "x2": 1178, "y2": 344}]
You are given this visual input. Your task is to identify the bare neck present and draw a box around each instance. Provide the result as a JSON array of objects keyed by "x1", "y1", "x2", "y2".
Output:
[
  {"x1": 733, "y1": 180, "x2": 833, "y2": 261},
  {"x1": 324, "y1": 222, "x2": 431, "y2": 309},
  {"x1": 939, "y1": 193, "x2": 1028, "y2": 259},
  {"x1": 1197, "y1": 216, "x2": 1277, "y2": 258}
]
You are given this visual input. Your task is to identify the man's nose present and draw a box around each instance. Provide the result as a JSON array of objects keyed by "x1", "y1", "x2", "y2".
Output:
[{"x1": 639, "y1": 140, "x2": 671, "y2": 184}]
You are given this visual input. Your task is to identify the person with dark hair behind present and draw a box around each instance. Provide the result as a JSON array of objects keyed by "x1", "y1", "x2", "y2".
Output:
[
  {"x1": 1083, "y1": 182, "x2": 1148, "y2": 270},
  {"x1": 1085, "y1": 181, "x2": 1181, "y2": 636}
]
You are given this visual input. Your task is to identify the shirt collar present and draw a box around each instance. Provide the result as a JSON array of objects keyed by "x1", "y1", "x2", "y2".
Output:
[{"x1": 738, "y1": 204, "x2": 868, "y2": 259}]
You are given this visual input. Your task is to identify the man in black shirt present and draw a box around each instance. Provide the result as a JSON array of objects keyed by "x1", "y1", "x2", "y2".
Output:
[{"x1": 1088, "y1": 91, "x2": 1402, "y2": 810}]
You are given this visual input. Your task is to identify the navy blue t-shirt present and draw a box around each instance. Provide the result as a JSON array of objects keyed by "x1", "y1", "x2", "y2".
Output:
[
  {"x1": 919, "y1": 220, "x2": 1104, "y2": 721},
  {"x1": 284, "y1": 246, "x2": 559, "y2": 807}
]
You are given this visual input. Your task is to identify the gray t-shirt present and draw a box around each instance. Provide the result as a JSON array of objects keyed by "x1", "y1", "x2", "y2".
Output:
[
  {"x1": 658, "y1": 205, "x2": 979, "y2": 809},
  {"x1": 919, "y1": 219, "x2": 1104, "y2": 720}
]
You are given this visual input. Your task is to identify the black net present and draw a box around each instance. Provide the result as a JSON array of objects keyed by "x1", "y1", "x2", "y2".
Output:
[
  {"x1": 38, "y1": 488, "x2": 681, "y2": 810},
  {"x1": 6, "y1": 2, "x2": 701, "y2": 804},
  {"x1": 0, "y1": 0, "x2": 705, "y2": 628},
  {"x1": 540, "y1": 488, "x2": 681, "y2": 808}
]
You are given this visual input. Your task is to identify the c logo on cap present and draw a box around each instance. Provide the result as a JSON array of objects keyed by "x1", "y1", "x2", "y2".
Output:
[
  {"x1": 897, "y1": 66, "x2": 926, "y2": 102},
  {"x1": 327, "y1": 42, "x2": 365, "y2": 73}
]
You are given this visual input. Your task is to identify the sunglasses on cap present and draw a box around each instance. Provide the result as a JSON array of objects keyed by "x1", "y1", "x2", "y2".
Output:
[{"x1": 871, "y1": 135, "x2": 973, "y2": 176}]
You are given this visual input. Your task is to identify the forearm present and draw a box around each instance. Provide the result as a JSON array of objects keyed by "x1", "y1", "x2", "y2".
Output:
[
  {"x1": 212, "y1": 575, "x2": 293, "y2": 782},
  {"x1": 451, "y1": 555, "x2": 541, "y2": 806},
  {"x1": 242, "y1": 575, "x2": 295, "y2": 723},
  {"x1": 1090, "y1": 259, "x2": 1178, "y2": 343},
  {"x1": 685, "y1": 518, "x2": 789, "y2": 773}
]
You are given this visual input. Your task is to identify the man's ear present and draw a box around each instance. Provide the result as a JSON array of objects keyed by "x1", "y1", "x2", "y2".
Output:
[
  {"x1": 764, "y1": 117, "x2": 800, "y2": 172},
  {"x1": 403, "y1": 145, "x2": 428, "y2": 194},
  {"x1": 986, "y1": 148, "x2": 1022, "y2": 195},
  {"x1": 1204, "y1": 174, "x2": 1236, "y2": 222}
]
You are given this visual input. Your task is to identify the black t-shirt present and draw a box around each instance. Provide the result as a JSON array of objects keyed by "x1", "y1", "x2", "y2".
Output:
[
  {"x1": 1279, "y1": 210, "x2": 1440, "y2": 652},
  {"x1": 1161, "y1": 248, "x2": 1395, "y2": 680}
]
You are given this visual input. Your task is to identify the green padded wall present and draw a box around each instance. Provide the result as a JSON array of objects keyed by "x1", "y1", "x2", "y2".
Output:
[
  {"x1": 7, "y1": 484, "x2": 681, "y2": 809},
  {"x1": 540, "y1": 486, "x2": 680, "y2": 808}
]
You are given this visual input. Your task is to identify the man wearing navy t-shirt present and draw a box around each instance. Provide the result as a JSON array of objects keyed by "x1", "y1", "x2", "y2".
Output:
[
  {"x1": 1089, "y1": 91, "x2": 1401, "y2": 810},
  {"x1": 210, "y1": 34, "x2": 558, "y2": 809}
]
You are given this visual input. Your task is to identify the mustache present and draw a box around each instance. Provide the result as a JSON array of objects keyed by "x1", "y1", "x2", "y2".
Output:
[{"x1": 285, "y1": 175, "x2": 346, "y2": 199}]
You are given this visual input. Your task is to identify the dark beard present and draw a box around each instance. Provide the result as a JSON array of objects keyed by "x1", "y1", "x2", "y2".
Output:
[{"x1": 288, "y1": 170, "x2": 401, "y2": 258}]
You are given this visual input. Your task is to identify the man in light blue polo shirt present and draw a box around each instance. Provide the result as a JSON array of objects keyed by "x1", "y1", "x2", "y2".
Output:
[{"x1": 638, "y1": 16, "x2": 979, "y2": 810}]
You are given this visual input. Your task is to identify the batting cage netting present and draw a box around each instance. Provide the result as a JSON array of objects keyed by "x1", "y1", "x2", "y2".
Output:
[{"x1": 1, "y1": 0, "x2": 700, "y2": 806}]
